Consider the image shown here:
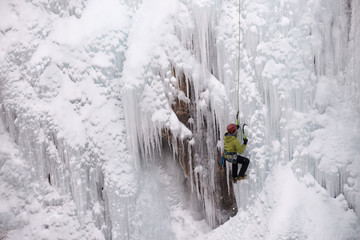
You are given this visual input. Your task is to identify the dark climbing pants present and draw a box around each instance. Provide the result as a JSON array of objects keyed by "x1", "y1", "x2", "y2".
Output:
[{"x1": 232, "y1": 155, "x2": 249, "y2": 179}]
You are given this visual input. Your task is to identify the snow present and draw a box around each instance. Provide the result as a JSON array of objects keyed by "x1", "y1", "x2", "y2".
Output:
[
  {"x1": 0, "y1": 119, "x2": 104, "y2": 240},
  {"x1": 0, "y1": 0, "x2": 360, "y2": 239},
  {"x1": 202, "y1": 164, "x2": 360, "y2": 240},
  {"x1": 50, "y1": 0, "x2": 129, "y2": 46},
  {"x1": 0, "y1": 1, "x2": 16, "y2": 32}
]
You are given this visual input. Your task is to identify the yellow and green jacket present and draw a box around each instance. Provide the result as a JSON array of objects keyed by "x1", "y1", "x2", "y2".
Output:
[{"x1": 224, "y1": 133, "x2": 246, "y2": 161}]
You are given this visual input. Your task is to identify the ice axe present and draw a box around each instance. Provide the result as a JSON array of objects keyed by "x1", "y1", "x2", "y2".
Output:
[
  {"x1": 242, "y1": 123, "x2": 247, "y2": 139},
  {"x1": 236, "y1": 111, "x2": 240, "y2": 127},
  {"x1": 236, "y1": 111, "x2": 247, "y2": 140}
]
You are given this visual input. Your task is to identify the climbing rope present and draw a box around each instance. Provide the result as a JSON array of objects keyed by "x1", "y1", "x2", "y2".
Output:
[
  {"x1": 236, "y1": 0, "x2": 241, "y2": 120},
  {"x1": 237, "y1": 1, "x2": 248, "y2": 142}
]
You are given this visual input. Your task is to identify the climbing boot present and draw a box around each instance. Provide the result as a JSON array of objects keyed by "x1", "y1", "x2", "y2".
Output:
[{"x1": 238, "y1": 174, "x2": 247, "y2": 180}]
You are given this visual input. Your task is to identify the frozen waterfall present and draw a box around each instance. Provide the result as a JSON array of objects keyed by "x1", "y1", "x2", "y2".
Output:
[{"x1": 0, "y1": 0, "x2": 359, "y2": 239}]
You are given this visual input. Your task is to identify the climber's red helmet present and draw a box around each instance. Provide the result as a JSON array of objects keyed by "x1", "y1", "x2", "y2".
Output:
[{"x1": 226, "y1": 123, "x2": 237, "y2": 134}]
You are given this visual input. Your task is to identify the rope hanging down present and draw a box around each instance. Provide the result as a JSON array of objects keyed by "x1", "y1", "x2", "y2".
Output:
[
  {"x1": 236, "y1": 0, "x2": 241, "y2": 121},
  {"x1": 237, "y1": 2, "x2": 248, "y2": 143}
]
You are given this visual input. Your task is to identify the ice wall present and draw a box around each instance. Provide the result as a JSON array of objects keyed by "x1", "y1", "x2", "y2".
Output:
[
  {"x1": 121, "y1": 0, "x2": 237, "y2": 228},
  {"x1": 234, "y1": 0, "x2": 360, "y2": 218},
  {"x1": 1, "y1": 0, "x2": 360, "y2": 239},
  {"x1": 0, "y1": 0, "x2": 140, "y2": 238},
  {"x1": 346, "y1": 0, "x2": 360, "y2": 109},
  {"x1": 310, "y1": 0, "x2": 360, "y2": 215}
]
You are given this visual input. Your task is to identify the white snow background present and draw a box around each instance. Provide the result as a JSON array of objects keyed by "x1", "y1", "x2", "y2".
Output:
[{"x1": 0, "y1": 0, "x2": 360, "y2": 239}]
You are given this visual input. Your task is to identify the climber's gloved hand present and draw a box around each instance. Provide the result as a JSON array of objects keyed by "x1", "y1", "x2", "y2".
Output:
[
  {"x1": 243, "y1": 138, "x2": 248, "y2": 145},
  {"x1": 236, "y1": 124, "x2": 240, "y2": 129}
]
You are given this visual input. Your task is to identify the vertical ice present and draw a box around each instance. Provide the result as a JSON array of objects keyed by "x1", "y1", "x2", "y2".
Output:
[
  {"x1": 234, "y1": 0, "x2": 360, "y2": 219},
  {"x1": 1, "y1": 0, "x2": 360, "y2": 239},
  {"x1": 0, "y1": 0, "x2": 140, "y2": 239}
]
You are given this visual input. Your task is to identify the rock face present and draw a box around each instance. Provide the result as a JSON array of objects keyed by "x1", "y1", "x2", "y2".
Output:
[{"x1": 164, "y1": 68, "x2": 237, "y2": 227}]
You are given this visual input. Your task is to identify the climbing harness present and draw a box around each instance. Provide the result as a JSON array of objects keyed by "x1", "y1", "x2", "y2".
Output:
[
  {"x1": 221, "y1": 149, "x2": 237, "y2": 166},
  {"x1": 223, "y1": 150, "x2": 238, "y2": 164}
]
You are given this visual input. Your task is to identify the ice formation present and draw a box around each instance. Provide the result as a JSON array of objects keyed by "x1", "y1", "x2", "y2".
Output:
[{"x1": 0, "y1": 0, "x2": 359, "y2": 239}]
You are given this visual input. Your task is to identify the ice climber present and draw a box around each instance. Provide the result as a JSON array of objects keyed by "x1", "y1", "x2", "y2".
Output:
[{"x1": 223, "y1": 123, "x2": 250, "y2": 183}]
